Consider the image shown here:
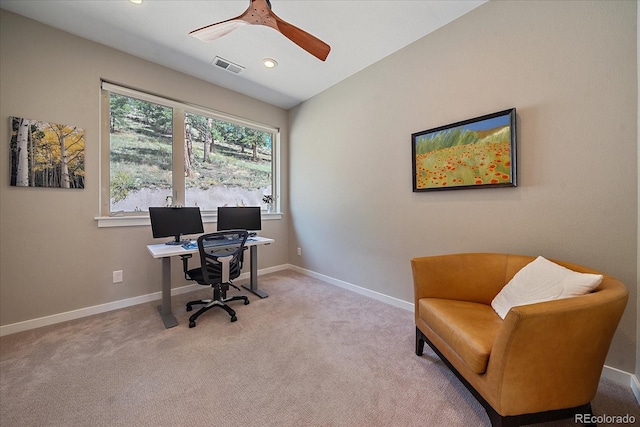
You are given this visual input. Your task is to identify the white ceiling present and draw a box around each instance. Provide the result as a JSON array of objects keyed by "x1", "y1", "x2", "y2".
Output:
[{"x1": 0, "y1": 0, "x2": 485, "y2": 109}]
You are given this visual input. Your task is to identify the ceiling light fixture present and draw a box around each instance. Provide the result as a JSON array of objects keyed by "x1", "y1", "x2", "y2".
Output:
[
  {"x1": 129, "y1": 0, "x2": 143, "y2": 4},
  {"x1": 263, "y1": 58, "x2": 278, "y2": 69}
]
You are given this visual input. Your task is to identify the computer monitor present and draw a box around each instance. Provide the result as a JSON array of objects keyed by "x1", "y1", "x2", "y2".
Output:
[
  {"x1": 149, "y1": 207, "x2": 204, "y2": 245},
  {"x1": 217, "y1": 206, "x2": 261, "y2": 232}
]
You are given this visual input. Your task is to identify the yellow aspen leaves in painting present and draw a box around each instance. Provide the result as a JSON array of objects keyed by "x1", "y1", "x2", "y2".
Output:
[{"x1": 10, "y1": 117, "x2": 85, "y2": 188}]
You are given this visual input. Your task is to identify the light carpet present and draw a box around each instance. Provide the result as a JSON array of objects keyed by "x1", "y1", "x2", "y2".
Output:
[{"x1": 1, "y1": 270, "x2": 638, "y2": 426}]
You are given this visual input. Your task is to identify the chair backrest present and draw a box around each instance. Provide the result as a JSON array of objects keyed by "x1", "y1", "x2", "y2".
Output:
[{"x1": 196, "y1": 230, "x2": 249, "y2": 285}]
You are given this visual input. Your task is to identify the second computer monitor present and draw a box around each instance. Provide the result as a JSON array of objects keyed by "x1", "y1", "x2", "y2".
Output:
[{"x1": 217, "y1": 206, "x2": 261, "y2": 232}]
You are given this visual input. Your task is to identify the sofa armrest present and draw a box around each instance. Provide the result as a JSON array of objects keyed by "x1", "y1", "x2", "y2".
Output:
[{"x1": 485, "y1": 278, "x2": 628, "y2": 415}]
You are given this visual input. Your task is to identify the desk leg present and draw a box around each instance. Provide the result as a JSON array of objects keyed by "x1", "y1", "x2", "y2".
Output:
[
  {"x1": 242, "y1": 245, "x2": 268, "y2": 298},
  {"x1": 156, "y1": 257, "x2": 178, "y2": 328}
]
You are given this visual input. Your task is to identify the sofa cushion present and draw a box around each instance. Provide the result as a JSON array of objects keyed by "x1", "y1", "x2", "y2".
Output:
[
  {"x1": 418, "y1": 298, "x2": 502, "y2": 374},
  {"x1": 491, "y1": 256, "x2": 603, "y2": 319}
]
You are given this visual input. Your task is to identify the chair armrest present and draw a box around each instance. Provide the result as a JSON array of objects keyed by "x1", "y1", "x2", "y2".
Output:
[
  {"x1": 180, "y1": 254, "x2": 193, "y2": 280},
  {"x1": 239, "y1": 246, "x2": 248, "y2": 267},
  {"x1": 486, "y1": 281, "x2": 628, "y2": 413}
]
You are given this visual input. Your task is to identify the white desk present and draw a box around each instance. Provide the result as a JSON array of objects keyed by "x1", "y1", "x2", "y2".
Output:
[{"x1": 147, "y1": 236, "x2": 274, "y2": 328}]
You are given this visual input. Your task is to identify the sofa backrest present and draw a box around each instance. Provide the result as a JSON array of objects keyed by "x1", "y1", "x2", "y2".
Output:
[{"x1": 411, "y1": 253, "x2": 623, "y2": 306}]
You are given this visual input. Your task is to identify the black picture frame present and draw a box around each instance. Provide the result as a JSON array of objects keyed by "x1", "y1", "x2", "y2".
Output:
[{"x1": 412, "y1": 108, "x2": 517, "y2": 192}]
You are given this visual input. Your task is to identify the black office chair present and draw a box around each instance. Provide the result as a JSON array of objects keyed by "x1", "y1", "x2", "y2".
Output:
[{"x1": 181, "y1": 230, "x2": 250, "y2": 327}]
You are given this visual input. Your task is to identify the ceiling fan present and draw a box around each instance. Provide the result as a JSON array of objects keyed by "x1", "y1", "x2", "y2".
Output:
[{"x1": 189, "y1": 0, "x2": 331, "y2": 62}]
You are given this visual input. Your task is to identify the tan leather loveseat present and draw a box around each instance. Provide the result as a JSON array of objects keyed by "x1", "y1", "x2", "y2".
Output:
[{"x1": 411, "y1": 253, "x2": 628, "y2": 427}]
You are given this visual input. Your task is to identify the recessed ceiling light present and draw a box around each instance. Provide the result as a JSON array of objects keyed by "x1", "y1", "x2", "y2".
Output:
[
  {"x1": 263, "y1": 58, "x2": 278, "y2": 69},
  {"x1": 129, "y1": 0, "x2": 143, "y2": 4}
]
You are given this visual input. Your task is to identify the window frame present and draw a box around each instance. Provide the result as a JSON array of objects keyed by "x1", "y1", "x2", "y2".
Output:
[{"x1": 97, "y1": 81, "x2": 281, "y2": 228}]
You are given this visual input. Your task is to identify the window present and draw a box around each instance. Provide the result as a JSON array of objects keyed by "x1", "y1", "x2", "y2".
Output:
[
  {"x1": 109, "y1": 94, "x2": 173, "y2": 212},
  {"x1": 184, "y1": 112, "x2": 273, "y2": 211},
  {"x1": 100, "y1": 82, "x2": 278, "y2": 216}
]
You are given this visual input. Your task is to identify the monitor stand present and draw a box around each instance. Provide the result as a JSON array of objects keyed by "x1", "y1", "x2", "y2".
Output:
[{"x1": 165, "y1": 235, "x2": 189, "y2": 245}]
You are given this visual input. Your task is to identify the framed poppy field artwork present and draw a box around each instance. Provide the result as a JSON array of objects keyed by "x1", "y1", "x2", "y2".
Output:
[{"x1": 412, "y1": 108, "x2": 517, "y2": 192}]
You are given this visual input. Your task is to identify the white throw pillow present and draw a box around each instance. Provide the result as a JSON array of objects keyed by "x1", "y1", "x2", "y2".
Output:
[{"x1": 491, "y1": 256, "x2": 603, "y2": 319}]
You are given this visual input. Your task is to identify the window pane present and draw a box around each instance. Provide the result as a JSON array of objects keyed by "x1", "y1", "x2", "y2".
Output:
[
  {"x1": 109, "y1": 94, "x2": 173, "y2": 212},
  {"x1": 184, "y1": 112, "x2": 272, "y2": 210}
]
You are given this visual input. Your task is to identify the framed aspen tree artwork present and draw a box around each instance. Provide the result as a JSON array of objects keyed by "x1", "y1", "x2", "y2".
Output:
[{"x1": 9, "y1": 116, "x2": 85, "y2": 189}]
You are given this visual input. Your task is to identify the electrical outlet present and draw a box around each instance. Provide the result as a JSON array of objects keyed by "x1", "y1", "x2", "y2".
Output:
[
  {"x1": 297, "y1": 247, "x2": 302, "y2": 256},
  {"x1": 112, "y1": 270, "x2": 123, "y2": 283}
]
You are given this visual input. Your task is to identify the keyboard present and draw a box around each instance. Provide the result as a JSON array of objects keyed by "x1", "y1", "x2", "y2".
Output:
[
  {"x1": 202, "y1": 238, "x2": 243, "y2": 248},
  {"x1": 182, "y1": 237, "x2": 254, "y2": 250}
]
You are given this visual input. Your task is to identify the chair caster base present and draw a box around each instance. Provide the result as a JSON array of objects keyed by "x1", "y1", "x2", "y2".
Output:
[{"x1": 185, "y1": 292, "x2": 247, "y2": 326}]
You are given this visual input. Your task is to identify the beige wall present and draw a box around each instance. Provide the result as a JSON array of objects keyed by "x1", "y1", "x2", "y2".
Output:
[
  {"x1": 289, "y1": 0, "x2": 638, "y2": 373},
  {"x1": 0, "y1": 10, "x2": 290, "y2": 326}
]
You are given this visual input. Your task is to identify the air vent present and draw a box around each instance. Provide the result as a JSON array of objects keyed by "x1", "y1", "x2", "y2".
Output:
[{"x1": 212, "y1": 56, "x2": 245, "y2": 74}]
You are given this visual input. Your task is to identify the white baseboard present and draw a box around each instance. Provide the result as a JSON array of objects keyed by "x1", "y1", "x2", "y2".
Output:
[
  {"x1": 0, "y1": 283, "x2": 196, "y2": 337},
  {"x1": 631, "y1": 372, "x2": 640, "y2": 405},
  {"x1": 600, "y1": 365, "x2": 640, "y2": 403},
  {"x1": 0, "y1": 264, "x2": 289, "y2": 337},
  {"x1": 287, "y1": 264, "x2": 415, "y2": 312},
  {"x1": 254, "y1": 264, "x2": 290, "y2": 276},
  {"x1": 601, "y1": 365, "x2": 633, "y2": 386}
]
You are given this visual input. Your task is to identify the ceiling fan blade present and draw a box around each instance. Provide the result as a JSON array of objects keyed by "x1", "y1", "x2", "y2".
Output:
[
  {"x1": 273, "y1": 15, "x2": 331, "y2": 61},
  {"x1": 190, "y1": 0, "x2": 331, "y2": 61},
  {"x1": 189, "y1": 19, "x2": 249, "y2": 42},
  {"x1": 189, "y1": 0, "x2": 259, "y2": 42}
]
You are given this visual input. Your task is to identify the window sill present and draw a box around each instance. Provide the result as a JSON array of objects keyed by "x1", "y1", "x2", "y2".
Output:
[{"x1": 95, "y1": 212, "x2": 283, "y2": 228}]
